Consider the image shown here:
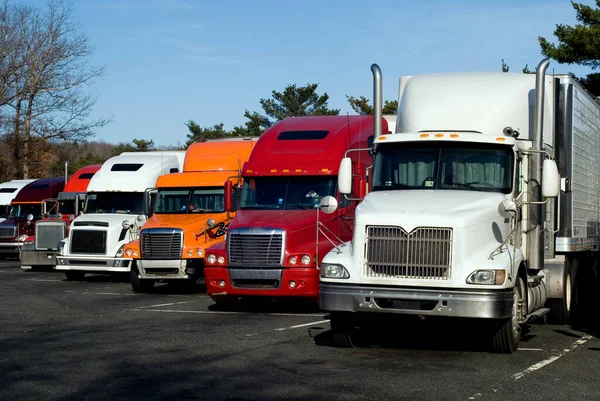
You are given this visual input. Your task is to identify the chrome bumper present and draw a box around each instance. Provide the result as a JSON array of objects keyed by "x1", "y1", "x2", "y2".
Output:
[
  {"x1": 138, "y1": 259, "x2": 194, "y2": 280},
  {"x1": 320, "y1": 283, "x2": 514, "y2": 319},
  {"x1": 0, "y1": 241, "x2": 23, "y2": 254},
  {"x1": 55, "y1": 255, "x2": 131, "y2": 272}
]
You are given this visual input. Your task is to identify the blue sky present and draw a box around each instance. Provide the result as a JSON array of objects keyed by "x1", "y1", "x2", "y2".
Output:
[{"x1": 24, "y1": 0, "x2": 595, "y2": 146}]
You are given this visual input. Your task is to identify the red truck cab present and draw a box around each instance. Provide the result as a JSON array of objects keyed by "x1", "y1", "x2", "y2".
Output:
[
  {"x1": 204, "y1": 115, "x2": 386, "y2": 303},
  {"x1": 20, "y1": 165, "x2": 101, "y2": 269},
  {"x1": 0, "y1": 177, "x2": 65, "y2": 257}
]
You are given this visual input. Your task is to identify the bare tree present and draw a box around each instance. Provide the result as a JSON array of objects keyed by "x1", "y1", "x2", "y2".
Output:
[{"x1": 3, "y1": 0, "x2": 109, "y2": 178}]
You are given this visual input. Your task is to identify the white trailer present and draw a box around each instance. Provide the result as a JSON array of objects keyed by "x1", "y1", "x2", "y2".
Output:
[
  {"x1": 0, "y1": 180, "x2": 35, "y2": 222},
  {"x1": 55, "y1": 152, "x2": 185, "y2": 280},
  {"x1": 320, "y1": 59, "x2": 600, "y2": 352}
]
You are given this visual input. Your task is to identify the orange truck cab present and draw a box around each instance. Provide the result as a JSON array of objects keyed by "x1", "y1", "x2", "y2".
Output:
[{"x1": 123, "y1": 138, "x2": 257, "y2": 292}]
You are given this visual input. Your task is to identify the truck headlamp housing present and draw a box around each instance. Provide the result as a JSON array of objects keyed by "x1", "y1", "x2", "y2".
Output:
[
  {"x1": 466, "y1": 270, "x2": 506, "y2": 285},
  {"x1": 115, "y1": 244, "x2": 125, "y2": 258},
  {"x1": 320, "y1": 263, "x2": 350, "y2": 279},
  {"x1": 57, "y1": 241, "x2": 66, "y2": 256}
]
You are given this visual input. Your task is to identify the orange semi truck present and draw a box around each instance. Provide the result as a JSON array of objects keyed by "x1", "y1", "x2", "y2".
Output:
[{"x1": 123, "y1": 138, "x2": 257, "y2": 292}]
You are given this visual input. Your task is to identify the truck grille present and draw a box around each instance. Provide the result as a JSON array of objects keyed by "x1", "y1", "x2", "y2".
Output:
[
  {"x1": 140, "y1": 229, "x2": 183, "y2": 259},
  {"x1": 228, "y1": 229, "x2": 284, "y2": 267},
  {"x1": 365, "y1": 226, "x2": 452, "y2": 280},
  {"x1": 0, "y1": 225, "x2": 16, "y2": 238},
  {"x1": 35, "y1": 221, "x2": 66, "y2": 250},
  {"x1": 71, "y1": 230, "x2": 107, "y2": 254}
]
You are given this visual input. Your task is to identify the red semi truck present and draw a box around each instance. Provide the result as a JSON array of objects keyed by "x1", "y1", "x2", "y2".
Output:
[
  {"x1": 203, "y1": 115, "x2": 386, "y2": 304},
  {"x1": 0, "y1": 177, "x2": 65, "y2": 257},
  {"x1": 20, "y1": 165, "x2": 101, "y2": 270}
]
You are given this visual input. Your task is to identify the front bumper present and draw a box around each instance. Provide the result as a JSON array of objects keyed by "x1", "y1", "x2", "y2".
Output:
[
  {"x1": 137, "y1": 259, "x2": 202, "y2": 280},
  {"x1": 55, "y1": 255, "x2": 131, "y2": 272},
  {"x1": 20, "y1": 249, "x2": 57, "y2": 269},
  {"x1": 0, "y1": 241, "x2": 24, "y2": 254},
  {"x1": 205, "y1": 267, "x2": 319, "y2": 299},
  {"x1": 320, "y1": 283, "x2": 514, "y2": 319}
]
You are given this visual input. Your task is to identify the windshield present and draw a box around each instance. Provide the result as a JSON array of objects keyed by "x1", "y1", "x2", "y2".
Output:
[
  {"x1": 241, "y1": 176, "x2": 336, "y2": 210},
  {"x1": 9, "y1": 204, "x2": 42, "y2": 219},
  {"x1": 59, "y1": 200, "x2": 75, "y2": 215},
  {"x1": 0, "y1": 205, "x2": 10, "y2": 218},
  {"x1": 155, "y1": 187, "x2": 225, "y2": 214},
  {"x1": 373, "y1": 143, "x2": 513, "y2": 194},
  {"x1": 85, "y1": 192, "x2": 144, "y2": 214}
]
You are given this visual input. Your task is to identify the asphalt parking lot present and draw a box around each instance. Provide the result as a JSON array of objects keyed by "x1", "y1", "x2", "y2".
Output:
[{"x1": 1, "y1": 260, "x2": 599, "y2": 401}]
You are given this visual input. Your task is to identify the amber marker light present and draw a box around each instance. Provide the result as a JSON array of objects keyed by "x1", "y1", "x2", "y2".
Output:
[
  {"x1": 435, "y1": 133, "x2": 444, "y2": 138},
  {"x1": 270, "y1": 169, "x2": 277, "y2": 173},
  {"x1": 450, "y1": 134, "x2": 459, "y2": 138},
  {"x1": 321, "y1": 168, "x2": 329, "y2": 172},
  {"x1": 420, "y1": 134, "x2": 429, "y2": 138},
  {"x1": 496, "y1": 137, "x2": 506, "y2": 141},
  {"x1": 282, "y1": 169, "x2": 289, "y2": 173},
  {"x1": 295, "y1": 169, "x2": 302, "y2": 172}
]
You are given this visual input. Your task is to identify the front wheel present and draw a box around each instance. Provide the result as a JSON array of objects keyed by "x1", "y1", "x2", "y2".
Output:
[
  {"x1": 330, "y1": 312, "x2": 358, "y2": 348},
  {"x1": 64, "y1": 271, "x2": 86, "y2": 281},
  {"x1": 491, "y1": 276, "x2": 525, "y2": 353},
  {"x1": 130, "y1": 267, "x2": 154, "y2": 293}
]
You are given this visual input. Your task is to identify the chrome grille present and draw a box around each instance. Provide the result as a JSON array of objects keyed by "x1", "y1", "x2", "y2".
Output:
[
  {"x1": 228, "y1": 229, "x2": 284, "y2": 267},
  {"x1": 71, "y1": 230, "x2": 107, "y2": 254},
  {"x1": 140, "y1": 229, "x2": 183, "y2": 259},
  {"x1": 365, "y1": 226, "x2": 452, "y2": 279},
  {"x1": 35, "y1": 221, "x2": 66, "y2": 250},
  {"x1": 0, "y1": 225, "x2": 16, "y2": 238}
]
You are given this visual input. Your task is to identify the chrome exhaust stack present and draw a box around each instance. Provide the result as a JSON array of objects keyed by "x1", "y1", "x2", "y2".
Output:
[
  {"x1": 371, "y1": 64, "x2": 382, "y2": 139},
  {"x1": 528, "y1": 57, "x2": 550, "y2": 270}
]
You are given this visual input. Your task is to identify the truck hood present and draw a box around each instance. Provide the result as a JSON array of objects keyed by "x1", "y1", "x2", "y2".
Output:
[
  {"x1": 231, "y1": 209, "x2": 318, "y2": 233},
  {"x1": 357, "y1": 190, "x2": 508, "y2": 230},
  {"x1": 143, "y1": 213, "x2": 216, "y2": 229}
]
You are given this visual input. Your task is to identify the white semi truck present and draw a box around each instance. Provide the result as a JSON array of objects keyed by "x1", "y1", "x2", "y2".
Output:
[
  {"x1": 319, "y1": 59, "x2": 600, "y2": 353},
  {"x1": 56, "y1": 152, "x2": 185, "y2": 280}
]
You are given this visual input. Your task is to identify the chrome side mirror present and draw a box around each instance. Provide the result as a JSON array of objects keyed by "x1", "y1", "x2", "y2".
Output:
[{"x1": 319, "y1": 196, "x2": 338, "y2": 214}]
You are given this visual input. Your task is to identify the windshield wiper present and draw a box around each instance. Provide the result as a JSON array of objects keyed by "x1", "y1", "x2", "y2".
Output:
[{"x1": 450, "y1": 182, "x2": 479, "y2": 191}]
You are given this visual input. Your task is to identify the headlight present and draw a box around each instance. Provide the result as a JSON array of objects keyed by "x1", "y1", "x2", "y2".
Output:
[
  {"x1": 196, "y1": 248, "x2": 202, "y2": 257},
  {"x1": 187, "y1": 249, "x2": 193, "y2": 257},
  {"x1": 115, "y1": 245, "x2": 125, "y2": 258},
  {"x1": 301, "y1": 255, "x2": 311, "y2": 265},
  {"x1": 16, "y1": 235, "x2": 29, "y2": 242},
  {"x1": 133, "y1": 250, "x2": 138, "y2": 257},
  {"x1": 466, "y1": 270, "x2": 506, "y2": 285},
  {"x1": 125, "y1": 249, "x2": 132, "y2": 257},
  {"x1": 320, "y1": 263, "x2": 349, "y2": 279},
  {"x1": 57, "y1": 241, "x2": 65, "y2": 256},
  {"x1": 289, "y1": 256, "x2": 297, "y2": 265},
  {"x1": 207, "y1": 254, "x2": 216, "y2": 264},
  {"x1": 217, "y1": 255, "x2": 225, "y2": 265}
]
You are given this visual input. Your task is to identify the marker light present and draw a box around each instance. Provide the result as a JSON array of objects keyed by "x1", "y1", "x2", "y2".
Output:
[
  {"x1": 420, "y1": 134, "x2": 429, "y2": 138},
  {"x1": 435, "y1": 133, "x2": 444, "y2": 138}
]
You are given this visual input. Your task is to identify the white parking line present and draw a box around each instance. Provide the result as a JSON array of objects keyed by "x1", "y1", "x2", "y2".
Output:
[
  {"x1": 127, "y1": 308, "x2": 326, "y2": 318},
  {"x1": 517, "y1": 348, "x2": 543, "y2": 351},
  {"x1": 22, "y1": 278, "x2": 63, "y2": 282},
  {"x1": 136, "y1": 300, "x2": 200, "y2": 309},
  {"x1": 96, "y1": 292, "x2": 123, "y2": 296},
  {"x1": 513, "y1": 335, "x2": 592, "y2": 380},
  {"x1": 274, "y1": 320, "x2": 329, "y2": 332}
]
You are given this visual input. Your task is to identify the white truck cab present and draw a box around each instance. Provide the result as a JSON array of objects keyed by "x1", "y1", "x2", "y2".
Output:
[
  {"x1": 55, "y1": 152, "x2": 185, "y2": 280},
  {"x1": 319, "y1": 60, "x2": 598, "y2": 353}
]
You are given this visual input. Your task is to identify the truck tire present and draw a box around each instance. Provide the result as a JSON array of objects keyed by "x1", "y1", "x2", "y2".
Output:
[
  {"x1": 492, "y1": 276, "x2": 525, "y2": 353},
  {"x1": 64, "y1": 271, "x2": 85, "y2": 281},
  {"x1": 549, "y1": 258, "x2": 574, "y2": 324},
  {"x1": 330, "y1": 312, "x2": 357, "y2": 348},
  {"x1": 130, "y1": 266, "x2": 154, "y2": 293}
]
